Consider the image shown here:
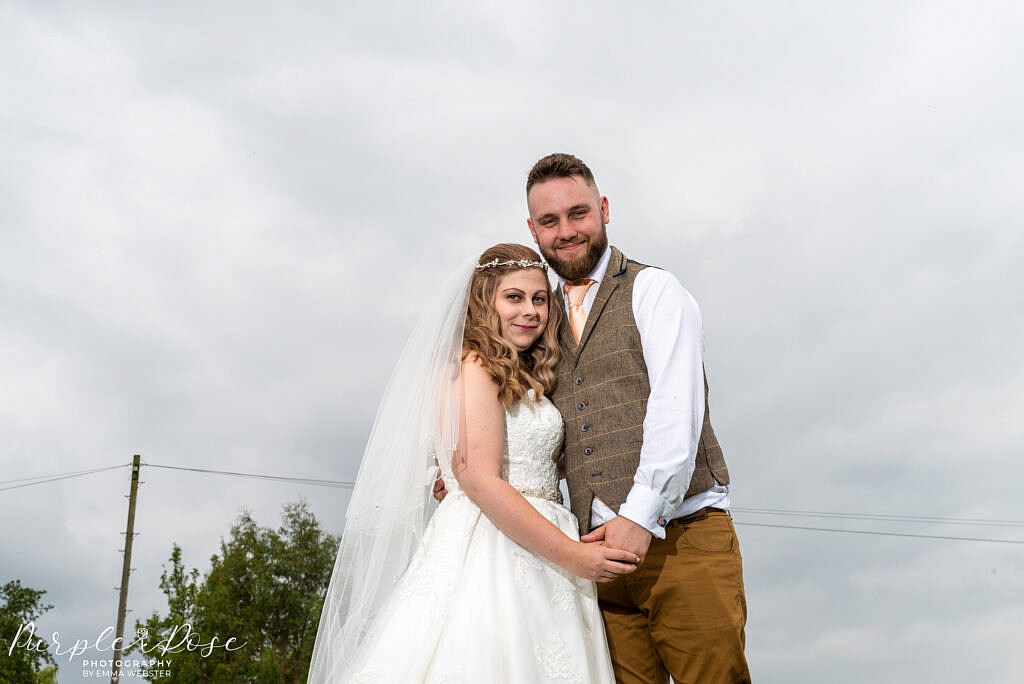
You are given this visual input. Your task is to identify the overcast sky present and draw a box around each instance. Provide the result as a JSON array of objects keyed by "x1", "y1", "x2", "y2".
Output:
[{"x1": 2, "y1": 1, "x2": 1023, "y2": 682}]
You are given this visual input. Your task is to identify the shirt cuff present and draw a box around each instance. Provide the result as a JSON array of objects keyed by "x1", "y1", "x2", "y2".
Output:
[{"x1": 616, "y1": 485, "x2": 676, "y2": 540}]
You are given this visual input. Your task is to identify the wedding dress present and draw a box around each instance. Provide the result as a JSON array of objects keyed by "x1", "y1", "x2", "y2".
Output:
[{"x1": 343, "y1": 388, "x2": 614, "y2": 683}]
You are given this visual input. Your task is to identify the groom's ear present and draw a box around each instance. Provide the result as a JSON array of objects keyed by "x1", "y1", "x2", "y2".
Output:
[{"x1": 527, "y1": 218, "x2": 538, "y2": 244}]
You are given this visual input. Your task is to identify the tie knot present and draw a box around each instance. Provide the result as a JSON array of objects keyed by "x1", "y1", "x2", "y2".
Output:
[{"x1": 563, "y1": 279, "x2": 596, "y2": 307}]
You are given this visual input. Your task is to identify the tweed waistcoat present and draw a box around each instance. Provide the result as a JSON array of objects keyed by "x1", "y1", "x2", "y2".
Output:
[{"x1": 550, "y1": 246, "x2": 730, "y2": 533}]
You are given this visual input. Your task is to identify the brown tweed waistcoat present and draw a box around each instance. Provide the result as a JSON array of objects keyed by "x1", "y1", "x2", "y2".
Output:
[{"x1": 550, "y1": 246, "x2": 730, "y2": 533}]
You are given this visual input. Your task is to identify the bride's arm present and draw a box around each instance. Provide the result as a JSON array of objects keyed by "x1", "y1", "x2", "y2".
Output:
[{"x1": 453, "y1": 357, "x2": 639, "y2": 582}]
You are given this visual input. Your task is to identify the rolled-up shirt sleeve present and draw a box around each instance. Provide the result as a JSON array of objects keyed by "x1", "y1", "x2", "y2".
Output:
[{"x1": 615, "y1": 268, "x2": 705, "y2": 538}]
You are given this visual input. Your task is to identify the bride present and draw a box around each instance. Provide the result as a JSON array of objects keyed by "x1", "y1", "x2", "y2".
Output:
[{"x1": 307, "y1": 243, "x2": 639, "y2": 683}]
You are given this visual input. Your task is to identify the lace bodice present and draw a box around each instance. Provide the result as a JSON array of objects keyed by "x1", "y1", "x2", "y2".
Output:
[
  {"x1": 441, "y1": 389, "x2": 564, "y2": 502},
  {"x1": 502, "y1": 389, "x2": 565, "y2": 501}
]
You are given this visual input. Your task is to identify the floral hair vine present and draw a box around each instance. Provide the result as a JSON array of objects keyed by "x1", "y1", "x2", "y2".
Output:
[{"x1": 474, "y1": 258, "x2": 548, "y2": 271}]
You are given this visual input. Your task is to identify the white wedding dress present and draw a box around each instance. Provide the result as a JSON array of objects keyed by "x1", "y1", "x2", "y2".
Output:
[{"x1": 344, "y1": 389, "x2": 614, "y2": 683}]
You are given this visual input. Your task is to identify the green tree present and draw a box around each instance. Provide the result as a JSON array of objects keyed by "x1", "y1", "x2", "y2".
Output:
[
  {"x1": 0, "y1": 579, "x2": 57, "y2": 684},
  {"x1": 35, "y1": 665, "x2": 58, "y2": 684},
  {"x1": 128, "y1": 544, "x2": 204, "y2": 682},
  {"x1": 130, "y1": 499, "x2": 339, "y2": 683}
]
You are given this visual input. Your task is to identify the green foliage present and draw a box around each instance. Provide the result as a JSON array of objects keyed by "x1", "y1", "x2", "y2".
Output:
[
  {"x1": 35, "y1": 665, "x2": 58, "y2": 684},
  {"x1": 129, "y1": 499, "x2": 339, "y2": 683},
  {"x1": 0, "y1": 580, "x2": 57, "y2": 684}
]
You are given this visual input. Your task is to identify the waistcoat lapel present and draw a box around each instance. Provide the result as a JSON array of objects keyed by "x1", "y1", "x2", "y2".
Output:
[
  {"x1": 553, "y1": 288, "x2": 577, "y2": 361},
  {"x1": 572, "y1": 247, "x2": 627, "y2": 363}
]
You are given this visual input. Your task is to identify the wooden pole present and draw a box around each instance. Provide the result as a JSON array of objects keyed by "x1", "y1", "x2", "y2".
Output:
[{"x1": 111, "y1": 455, "x2": 141, "y2": 684}]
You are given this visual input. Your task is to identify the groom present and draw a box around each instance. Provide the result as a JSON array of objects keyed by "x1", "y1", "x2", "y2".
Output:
[{"x1": 527, "y1": 153, "x2": 750, "y2": 684}]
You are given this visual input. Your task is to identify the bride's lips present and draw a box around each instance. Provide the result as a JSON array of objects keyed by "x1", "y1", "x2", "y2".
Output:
[{"x1": 513, "y1": 324, "x2": 538, "y2": 332}]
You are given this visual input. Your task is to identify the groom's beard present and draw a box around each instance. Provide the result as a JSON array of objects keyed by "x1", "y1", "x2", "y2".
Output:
[{"x1": 542, "y1": 228, "x2": 609, "y2": 282}]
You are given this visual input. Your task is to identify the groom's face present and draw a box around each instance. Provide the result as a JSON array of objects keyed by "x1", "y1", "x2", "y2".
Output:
[{"x1": 526, "y1": 175, "x2": 609, "y2": 282}]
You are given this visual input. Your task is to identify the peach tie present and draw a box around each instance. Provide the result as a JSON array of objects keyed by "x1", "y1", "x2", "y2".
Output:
[{"x1": 563, "y1": 279, "x2": 597, "y2": 345}]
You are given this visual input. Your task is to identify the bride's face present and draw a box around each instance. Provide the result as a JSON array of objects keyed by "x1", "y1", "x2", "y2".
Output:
[{"x1": 492, "y1": 269, "x2": 550, "y2": 351}]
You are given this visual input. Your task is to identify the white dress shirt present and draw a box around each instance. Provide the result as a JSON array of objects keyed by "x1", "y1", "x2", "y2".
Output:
[{"x1": 554, "y1": 246, "x2": 730, "y2": 539}]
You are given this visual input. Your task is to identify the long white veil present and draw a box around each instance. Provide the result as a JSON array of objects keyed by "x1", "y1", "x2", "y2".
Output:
[{"x1": 307, "y1": 255, "x2": 476, "y2": 683}]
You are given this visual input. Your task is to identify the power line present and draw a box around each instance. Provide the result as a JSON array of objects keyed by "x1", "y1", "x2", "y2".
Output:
[
  {"x1": 733, "y1": 520, "x2": 1024, "y2": 545},
  {"x1": 140, "y1": 462, "x2": 355, "y2": 489},
  {"x1": 0, "y1": 463, "x2": 129, "y2": 492},
  {"x1": 732, "y1": 505, "x2": 1024, "y2": 528},
  {"x1": 4, "y1": 464, "x2": 1024, "y2": 546}
]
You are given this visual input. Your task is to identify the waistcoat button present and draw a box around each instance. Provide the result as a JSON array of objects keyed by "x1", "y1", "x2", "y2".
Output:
[
  {"x1": 575, "y1": 377, "x2": 583, "y2": 385},
  {"x1": 577, "y1": 403, "x2": 584, "y2": 410},
  {"x1": 584, "y1": 448, "x2": 592, "y2": 455},
  {"x1": 581, "y1": 424, "x2": 589, "y2": 432}
]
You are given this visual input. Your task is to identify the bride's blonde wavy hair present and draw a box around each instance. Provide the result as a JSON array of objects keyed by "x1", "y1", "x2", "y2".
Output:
[{"x1": 463, "y1": 243, "x2": 562, "y2": 405}]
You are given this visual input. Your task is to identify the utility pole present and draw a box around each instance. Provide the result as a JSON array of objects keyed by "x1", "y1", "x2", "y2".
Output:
[{"x1": 111, "y1": 455, "x2": 141, "y2": 684}]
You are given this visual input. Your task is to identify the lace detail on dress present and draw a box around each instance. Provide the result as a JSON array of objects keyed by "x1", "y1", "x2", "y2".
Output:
[
  {"x1": 549, "y1": 569, "x2": 576, "y2": 612},
  {"x1": 425, "y1": 670, "x2": 462, "y2": 684},
  {"x1": 396, "y1": 495, "x2": 473, "y2": 615},
  {"x1": 512, "y1": 543, "x2": 545, "y2": 587},
  {"x1": 350, "y1": 669, "x2": 382, "y2": 684},
  {"x1": 535, "y1": 634, "x2": 584, "y2": 684},
  {"x1": 438, "y1": 388, "x2": 564, "y2": 502},
  {"x1": 503, "y1": 389, "x2": 564, "y2": 502}
]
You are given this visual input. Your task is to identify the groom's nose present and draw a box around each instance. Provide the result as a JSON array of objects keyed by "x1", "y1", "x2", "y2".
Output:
[{"x1": 556, "y1": 216, "x2": 577, "y2": 241}]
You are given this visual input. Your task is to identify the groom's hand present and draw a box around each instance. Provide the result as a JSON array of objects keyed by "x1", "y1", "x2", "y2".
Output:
[
  {"x1": 581, "y1": 516, "x2": 652, "y2": 564},
  {"x1": 432, "y1": 457, "x2": 448, "y2": 502},
  {"x1": 432, "y1": 476, "x2": 448, "y2": 502}
]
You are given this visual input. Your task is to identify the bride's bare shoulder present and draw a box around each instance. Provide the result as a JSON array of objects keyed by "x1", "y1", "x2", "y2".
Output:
[{"x1": 461, "y1": 352, "x2": 501, "y2": 396}]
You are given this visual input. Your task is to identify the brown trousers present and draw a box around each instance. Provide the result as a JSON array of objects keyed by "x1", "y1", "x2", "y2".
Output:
[{"x1": 597, "y1": 511, "x2": 751, "y2": 683}]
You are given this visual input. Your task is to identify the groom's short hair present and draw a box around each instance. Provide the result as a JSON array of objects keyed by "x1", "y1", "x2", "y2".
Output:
[{"x1": 526, "y1": 153, "x2": 597, "y2": 194}]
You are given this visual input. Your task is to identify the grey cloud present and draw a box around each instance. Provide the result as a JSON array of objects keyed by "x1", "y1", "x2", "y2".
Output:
[{"x1": 3, "y1": 1, "x2": 1024, "y2": 682}]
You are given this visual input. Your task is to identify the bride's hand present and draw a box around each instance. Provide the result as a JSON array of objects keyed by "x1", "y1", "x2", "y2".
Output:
[{"x1": 565, "y1": 541, "x2": 640, "y2": 583}]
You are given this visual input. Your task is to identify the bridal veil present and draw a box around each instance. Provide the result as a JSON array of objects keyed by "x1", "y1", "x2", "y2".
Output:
[{"x1": 306, "y1": 255, "x2": 476, "y2": 682}]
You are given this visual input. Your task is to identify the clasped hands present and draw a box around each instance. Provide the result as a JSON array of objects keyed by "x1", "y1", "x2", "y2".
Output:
[{"x1": 432, "y1": 475, "x2": 650, "y2": 582}]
